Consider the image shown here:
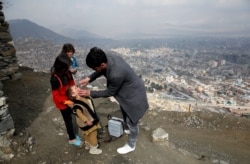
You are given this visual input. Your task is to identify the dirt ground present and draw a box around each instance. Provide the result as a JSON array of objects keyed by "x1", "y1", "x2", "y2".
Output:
[{"x1": 2, "y1": 67, "x2": 250, "y2": 164}]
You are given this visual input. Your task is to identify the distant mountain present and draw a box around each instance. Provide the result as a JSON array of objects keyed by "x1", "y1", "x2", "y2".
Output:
[
  {"x1": 8, "y1": 19, "x2": 116, "y2": 46},
  {"x1": 59, "y1": 28, "x2": 102, "y2": 40},
  {"x1": 58, "y1": 28, "x2": 117, "y2": 46},
  {"x1": 8, "y1": 19, "x2": 75, "y2": 43}
]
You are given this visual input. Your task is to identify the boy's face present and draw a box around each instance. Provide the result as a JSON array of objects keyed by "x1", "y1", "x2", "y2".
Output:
[{"x1": 71, "y1": 85, "x2": 79, "y2": 97}]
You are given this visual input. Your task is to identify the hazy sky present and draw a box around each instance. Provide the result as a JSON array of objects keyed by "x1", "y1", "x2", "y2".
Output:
[{"x1": 3, "y1": 0, "x2": 250, "y2": 38}]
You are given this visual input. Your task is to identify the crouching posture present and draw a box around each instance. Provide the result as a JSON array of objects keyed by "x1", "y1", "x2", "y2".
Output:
[{"x1": 66, "y1": 85, "x2": 102, "y2": 154}]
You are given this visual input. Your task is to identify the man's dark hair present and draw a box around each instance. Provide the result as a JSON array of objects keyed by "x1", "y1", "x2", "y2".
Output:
[{"x1": 86, "y1": 47, "x2": 107, "y2": 68}]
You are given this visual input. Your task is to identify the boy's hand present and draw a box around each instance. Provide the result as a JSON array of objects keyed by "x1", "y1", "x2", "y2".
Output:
[
  {"x1": 86, "y1": 120, "x2": 93, "y2": 126},
  {"x1": 64, "y1": 100, "x2": 74, "y2": 107},
  {"x1": 70, "y1": 68, "x2": 77, "y2": 74}
]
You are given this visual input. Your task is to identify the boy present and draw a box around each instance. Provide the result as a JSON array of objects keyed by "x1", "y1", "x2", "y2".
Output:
[{"x1": 66, "y1": 85, "x2": 102, "y2": 154}]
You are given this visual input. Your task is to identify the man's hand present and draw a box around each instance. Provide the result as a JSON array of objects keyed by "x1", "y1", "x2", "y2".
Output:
[
  {"x1": 78, "y1": 89, "x2": 90, "y2": 97},
  {"x1": 78, "y1": 77, "x2": 90, "y2": 86}
]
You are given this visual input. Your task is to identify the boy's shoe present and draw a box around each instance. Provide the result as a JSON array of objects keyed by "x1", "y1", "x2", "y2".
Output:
[
  {"x1": 68, "y1": 139, "x2": 82, "y2": 147},
  {"x1": 124, "y1": 129, "x2": 131, "y2": 134},
  {"x1": 117, "y1": 144, "x2": 135, "y2": 154},
  {"x1": 89, "y1": 144, "x2": 102, "y2": 154},
  {"x1": 85, "y1": 141, "x2": 90, "y2": 150}
]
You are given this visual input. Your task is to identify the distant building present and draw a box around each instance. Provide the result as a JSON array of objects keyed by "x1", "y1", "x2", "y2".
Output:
[
  {"x1": 154, "y1": 68, "x2": 163, "y2": 73},
  {"x1": 220, "y1": 59, "x2": 226, "y2": 65},
  {"x1": 209, "y1": 60, "x2": 218, "y2": 68},
  {"x1": 165, "y1": 75, "x2": 174, "y2": 83},
  {"x1": 235, "y1": 78, "x2": 243, "y2": 86}
]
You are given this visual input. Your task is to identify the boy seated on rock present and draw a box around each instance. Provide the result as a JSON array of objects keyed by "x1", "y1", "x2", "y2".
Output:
[{"x1": 66, "y1": 85, "x2": 102, "y2": 155}]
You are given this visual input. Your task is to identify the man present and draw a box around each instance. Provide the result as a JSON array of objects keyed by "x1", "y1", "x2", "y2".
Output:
[{"x1": 78, "y1": 47, "x2": 149, "y2": 154}]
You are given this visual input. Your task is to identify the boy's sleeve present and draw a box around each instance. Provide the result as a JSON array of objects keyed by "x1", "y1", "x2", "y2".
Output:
[{"x1": 76, "y1": 109, "x2": 88, "y2": 122}]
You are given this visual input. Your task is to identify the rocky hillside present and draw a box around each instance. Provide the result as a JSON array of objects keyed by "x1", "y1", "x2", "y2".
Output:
[
  {"x1": 0, "y1": 1, "x2": 20, "y2": 161},
  {"x1": 0, "y1": 66, "x2": 249, "y2": 164},
  {"x1": 1, "y1": 1, "x2": 250, "y2": 163}
]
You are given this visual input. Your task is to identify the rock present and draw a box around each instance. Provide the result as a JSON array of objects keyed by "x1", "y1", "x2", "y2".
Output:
[{"x1": 151, "y1": 127, "x2": 169, "y2": 142}]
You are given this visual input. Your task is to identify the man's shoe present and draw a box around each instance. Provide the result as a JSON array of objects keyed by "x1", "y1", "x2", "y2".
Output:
[
  {"x1": 117, "y1": 144, "x2": 135, "y2": 154},
  {"x1": 124, "y1": 129, "x2": 131, "y2": 134}
]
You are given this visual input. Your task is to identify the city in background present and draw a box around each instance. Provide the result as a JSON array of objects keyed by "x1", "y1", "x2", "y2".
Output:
[{"x1": 14, "y1": 35, "x2": 250, "y2": 118}]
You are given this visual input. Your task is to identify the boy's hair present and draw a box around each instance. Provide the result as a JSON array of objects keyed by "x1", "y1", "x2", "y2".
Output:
[
  {"x1": 66, "y1": 86, "x2": 75, "y2": 101},
  {"x1": 86, "y1": 47, "x2": 107, "y2": 69},
  {"x1": 61, "y1": 43, "x2": 75, "y2": 53}
]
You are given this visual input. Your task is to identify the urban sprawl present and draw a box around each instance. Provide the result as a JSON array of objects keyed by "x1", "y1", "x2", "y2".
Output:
[{"x1": 15, "y1": 37, "x2": 250, "y2": 117}]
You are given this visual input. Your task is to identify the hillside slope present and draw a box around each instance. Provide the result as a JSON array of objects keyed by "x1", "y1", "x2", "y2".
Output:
[
  {"x1": 8, "y1": 19, "x2": 73, "y2": 43},
  {"x1": 2, "y1": 67, "x2": 250, "y2": 164}
]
